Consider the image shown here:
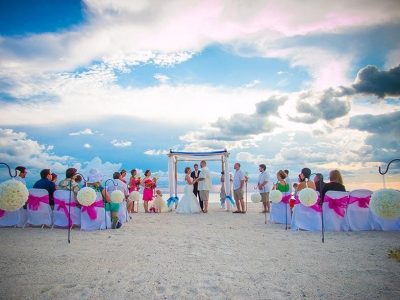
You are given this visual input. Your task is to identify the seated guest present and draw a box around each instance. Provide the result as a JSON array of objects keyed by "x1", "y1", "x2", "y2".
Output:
[
  {"x1": 58, "y1": 168, "x2": 81, "y2": 196},
  {"x1": 321, "y1": 170, "x2": 346, "y2": 202},
  {"x1": 296, "y1": 168, "x2": 316, "y2": 192},
  {"x1": 314, "y1": 173, "x2": 325, "y2": 193},
  {"x1": 33, "y1": 169, "x2": 56, "y2": 206},
  {"x1": 15, "y1": 166, "x2": 27, "y2": 185},
  {"x1": 87, "y1": 169, "x2": 121, "y2": 229},
  {"x1": 113, "y1": 171, "x2": 131, "y2": 213},
  {"x1": 74, "y1": 175, "x2": 83, "y2": 187},
  {"x1": 51, "y1": 172, "x2": 58, "y2": 184}
]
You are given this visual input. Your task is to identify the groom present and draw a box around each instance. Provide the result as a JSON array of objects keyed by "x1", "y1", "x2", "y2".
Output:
[
  {"x1": 191, "y1": 163, "x2": 203, "y2": 211},
  {"x1": 197, "y1": 160, "x2": 212, "y2": 213}
]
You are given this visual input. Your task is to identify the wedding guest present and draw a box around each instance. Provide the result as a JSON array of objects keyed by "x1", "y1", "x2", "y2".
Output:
[
  {"x1": 314, "y1": 173, "x2": 325, "y2": 193},
  {"x1": 51, "y1": 172, "x2": 58, "y2": 184},
  {"x1": 87, "y1": 169, "x2": 121, "y2": 229},
  {"x1": 74, "y1": 175, "x2": 83, "y2": 187},
  {"x1": 321, "y1": 170, "x2": 346, "y2": 202},
  {"x1": 33, "y1": 169, "x2": 56, "y2": 206},
  {"x1": 197, "y1": 160, "x2": 212, "y2": 213},
  {"x1": 191, "y1": 163, "x2": 202, "y2": 210},
  {"x1": 296, "y1": 168, "x2": 316, "y2": 192},
  {"x1": 275, "y1": 170, "x2": 289, "y2": 193},
  {"x1": 232, "y1": 162, "x2": 245, "y2": 213},
  {"x1": 284, "y1": 169, "x2": 292, "y2": 193},
  {"x1": 120, "y1": 169, "x2": 127, "y2": 184},
  {"x1": 129, "y1": 169, "x2": 140, "y2": 213},
  {"x1": 113, "y1": 171, "x2": 131, "y2": 213},
  {"x1": 58, "y1": 168, "x2": 81, "y2": 196},
  {"x1": 141, "y1": 170, "x2": 155, "y2": 213},
  {"x1": 15, "y1": 166, "x2": 27, "y2": 185},
  {"x1": 258, "y1": 164, "x2": 272, "y2": 213}
]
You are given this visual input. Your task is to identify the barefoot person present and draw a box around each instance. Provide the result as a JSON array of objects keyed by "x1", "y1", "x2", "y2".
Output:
[
  {"x1": 258, "y1": 164, "x2": 272, "y2": 213},
  {"x1": 233, "y1": 162, "x2": 245, "y2": 213},
  {"x1": 196, "y1": 160, "x2": 212, "y2": 213}
]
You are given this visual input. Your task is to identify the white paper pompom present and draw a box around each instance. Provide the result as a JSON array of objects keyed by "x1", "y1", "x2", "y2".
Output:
[
  {"x1": 298, "y1": 188, "x2": 318, "y2": 207},
  {"x1": 251, "y1": 193, "x2": 262, "y2": 203},
  {"x1": 77, "y1": 187, "x2": 97, "y2": 206},
  {"x1": 111, "y1": 190, "x2": 125, "y2": 203},
  {"x1": 0, "y1": 179, "x2": 29, "y2": 211},
  {"x1": 269, "y1": 190, "x2": 283, "y2": 203},
  {"x1": 370, "y1": 189, "x2": 400, "y2": 220},
  {"x1": 128, "y1": 191, "x2": 140, "y2": 202}
]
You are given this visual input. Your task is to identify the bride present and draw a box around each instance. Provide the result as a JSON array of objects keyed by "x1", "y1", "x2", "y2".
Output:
[{"x1": 176, "y1": 167, "x2": 202, "y2": 214}]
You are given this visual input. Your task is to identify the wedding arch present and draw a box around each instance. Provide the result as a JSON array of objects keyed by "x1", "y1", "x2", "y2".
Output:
[{"x1": 166, "y1": 149, "x2": 234, "y2": 207}]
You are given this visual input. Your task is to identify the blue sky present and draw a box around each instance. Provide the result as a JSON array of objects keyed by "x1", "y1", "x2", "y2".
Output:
[{"x1": 0, "y1": 0, "x2": 399, "y2": 190}]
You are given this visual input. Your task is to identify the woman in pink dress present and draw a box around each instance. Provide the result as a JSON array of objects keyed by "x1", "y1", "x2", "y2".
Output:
[
  {"x1": 141, "y1": 170, "x2": 155, "y2": 213},
  {"x1": 129, "y1": 169, "x2": 141, "y2": 213}
]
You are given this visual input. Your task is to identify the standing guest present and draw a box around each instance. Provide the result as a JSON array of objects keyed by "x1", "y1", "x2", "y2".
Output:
[
  {"x1": 113, "y1": 171, "x2": 132, "y2": 213},
  {"x1": 129, "y1": 169, "x2": 140, "y2": 213},
  {"x1": 87, "y1": 169, "x2": 121, "y2": 229},
  {"x1": 33, "y1": 169, "x2": 56, "y2": 206},
  {"x1": 314, "y1": 173, "x2": 325, "y2": 193},
  {"x1": 58, "y1": 168, "x2": 81, "y2": 196},
  {"x1": 284, "y1": 169, "x2": 292, "y2": 194},
  {"x1": 191, "y1": 163, "x2": 202, "y2": 210},
  {"x1": 15, "y1": 166, "x2": 27, "y2": 185},
  {"x1": 120, "y1": 169, "x2": 128, "y2": 184},
  {"x1": 51, "y1": 173, "x2": 58, "y2": 184},
  {"x1": 296, "y1": 168, "x2": 316, "y2": 192},
  {"x1": 141, "y1": 170, "x2": 155, "y2": 213},
  {"x1": 258, "y1": 164, "x2": 272, "y2": 213},
  {"x1": 232, "y1": 162, "x2": 245, "y2": 214},
  {"x1": 321, "y1": 170, "x2": 346, "y2": 202},
  {"x1": 197, "y1": 160, "x2": 212, "y2": 213}
]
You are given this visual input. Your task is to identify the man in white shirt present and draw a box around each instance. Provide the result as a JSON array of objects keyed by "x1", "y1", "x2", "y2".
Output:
[
  {"x1": 233, "y1": 162, "x2": 245, "y2": 213},
  {"x1": 113, "y1": 172, "x2": 129, "y2": 197},
  {"x1": 15, "y1": 166, "x2": 27, "y2": 185},
  {"x1": 258, "y1": 164, "x2": 272, "y2": 213},
  {"x1": 197, "y1": 160, "x2": 212, "y2": 213}
]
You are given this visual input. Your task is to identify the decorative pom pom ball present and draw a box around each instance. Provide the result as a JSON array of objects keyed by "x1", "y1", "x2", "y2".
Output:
[
  {"x1": 298, "y1": 188, "x2": 318, "y2": 207},
  {"x1": 370, "y1": 189, "x2": 400, "y2": 220},
  {"x1": 269, "y1": 190, "x2": 283, "y2": 203},
  {"x1": 251, "y1": 193, "x2": 262, "y2": 203},
  {"x1": 77, "y1": 187, "x2": 97, "y2": 206},
  {"x1": 128, "y1": 191, "x2": 140, "y2": 202},
  {"x1": 0, "y1": 179, "x2": 29, "y2": 211},
  {"x1": 111, "y1": 190, "x2": 125, "y2": 203}
]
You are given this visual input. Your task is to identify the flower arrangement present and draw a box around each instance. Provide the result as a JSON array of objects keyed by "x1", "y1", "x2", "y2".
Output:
[
  {"x1": 269, "y1": 190, "x2": 283, "y2": 203},
  {"x1": 128, "y1": 191, "x2": 140, "y2": 202},
  {"x1": 144, "y1": 178, "x2": 156, "y2": 189},
  {"x1": 0, "y1": 179, "x2": 29, "y2": 211},
  {"x1": 298, "y1": 188, "x2": 318, "y2": 207},
  {"x1": 251, "y1": 193, "x2": 262, "y2": 203},
  {"x1": 370, "y1": 189, "x2": 400, "y2": 220},
  {"x1": 111, "y1": 190, "x2": 125, "y2": 203},
  {"x1": 77, "y1": 187, "x2": 97, "y2": 206}
]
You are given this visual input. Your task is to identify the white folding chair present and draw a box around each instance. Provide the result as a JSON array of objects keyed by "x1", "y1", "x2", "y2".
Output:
[
  {"x1": 346, "y1": 189, "x2": 373, "y2": 231},
  {"x1": 81, "y1": 192, "x2": 109, "y2": 231},
  {"x1": 53, "y1": 190, "x2": 81, "y2": 228},
  {"x1": 322, "y1": 191, "x2": 349, "y2": 231},
  {"x1": 270, "y1": 192, "x2": 291, "y2": 225},
  {"x1": 291, "y1": 195, "x2": 322, "y2": 231},
  {"x1": 27, "y1": 188, "x2": 52, "y2": 227},
  {"x1": 0, "y1": 208, "x2": 27, "y2": 227}
]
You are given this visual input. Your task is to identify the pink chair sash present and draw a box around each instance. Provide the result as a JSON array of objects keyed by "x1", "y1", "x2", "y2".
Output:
[
  {"x1": 325, "y1": 196, "x2": 348, "y2": 217},
  {"x1": 348, "y1": 196, "x2": 370, "y2": 208},
  {"x1": 310, "y1": 203, "x2": 322, "y2": 213},
  {"x1": 81, "y1": 200, "x2": 104, "y2": 220},
  {"x1": 54, "y1": 198, "x2": 77, "y2": 227},
  {"x1": 0, "y1": 209, "x2": 5, "y2": 217},
  {"x1": 281, "y1": 194, "x2": 291, "y2": 204},
  {"x1": 27, "y1": 194, "x2": 49, "y2": 211}
]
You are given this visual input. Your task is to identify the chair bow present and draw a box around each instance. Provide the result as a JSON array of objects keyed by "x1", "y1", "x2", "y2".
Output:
[
  {"x1": 326, "y1": 196, "x2": 348, "y2": 217},
  {"x1": 27, "y1": 194, "x2": 49, "y2": 211},
  {"x1": 81, "y1": 200, "x2": 104, "y2": 220},
  {"x1": 54, "y1": 198, "x2": 77, "y2": 227},
  {"x1": 348, "y1": 196, "x2": 370, "y2": 208}
]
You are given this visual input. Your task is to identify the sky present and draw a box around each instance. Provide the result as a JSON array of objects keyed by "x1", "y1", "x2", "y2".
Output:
[{"x1": 0, "y1": 0, "x2": 399, "y2": 190}]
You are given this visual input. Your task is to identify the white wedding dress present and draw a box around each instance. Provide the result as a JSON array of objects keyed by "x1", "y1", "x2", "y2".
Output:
[{"x1": 176, "y1": 178, "x2": 201, "y2": 214}]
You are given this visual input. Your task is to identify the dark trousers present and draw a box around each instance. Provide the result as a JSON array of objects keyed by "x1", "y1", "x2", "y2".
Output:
[{"x1": 193, "y1": 188, "x2": 203, "y2": 210}]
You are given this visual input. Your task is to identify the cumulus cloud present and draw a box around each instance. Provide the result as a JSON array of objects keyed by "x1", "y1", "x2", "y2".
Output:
[
  {"x1": 111, "y1": 139, "x2": 132, "y2": 147},
  {"x1": 144, "y1": 149, "x2": 169, "y2": 156},
  {"x1": 69, "y1": 128, "x2": 95, "y2": 136},
  {"x1": 154, "y1": 73, "x2": 170, "y2": 84},
  {"x1": 83, "y1": 143, "x2": 92, "y2": 148},
  {"x1": 352, "y1": 65, "x2": 400, "y2": 98}
]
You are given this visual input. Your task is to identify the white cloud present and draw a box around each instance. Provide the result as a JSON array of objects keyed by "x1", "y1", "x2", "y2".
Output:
[
  {"x1": 244, "y1": 80, "x2": 260, "y2": 88},
  {"x1": 83, "y1": 143, "x2": 92, "y2": 148},
  {"x1": 69, "y1": 128, "x2": 95, "y2": 136},
  {"x1": 154, "y1": 73, "x2": 170, "y2": 84},
  {"x1": 111, "y1": 139, "x2": 132, "y2": 147},
  {"x1": 144, "y1": 149, "x2": 169, "y2": 156}
]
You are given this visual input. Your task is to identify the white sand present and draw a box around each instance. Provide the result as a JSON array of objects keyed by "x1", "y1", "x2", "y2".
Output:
[{"x1": 1, "y1": 203, "x2": 399, "y2": 299}]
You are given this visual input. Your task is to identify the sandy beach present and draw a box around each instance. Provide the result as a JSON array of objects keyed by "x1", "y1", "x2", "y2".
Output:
[{"x1": 1, "y1": 202, "x2": 399, "y2": 300}]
